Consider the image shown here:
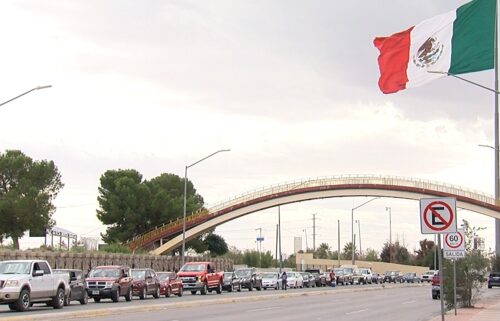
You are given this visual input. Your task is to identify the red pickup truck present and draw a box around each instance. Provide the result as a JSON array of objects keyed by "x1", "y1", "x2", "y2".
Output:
[{"x1": 177, "y1": 262, "x2": 223, "y2": 295}]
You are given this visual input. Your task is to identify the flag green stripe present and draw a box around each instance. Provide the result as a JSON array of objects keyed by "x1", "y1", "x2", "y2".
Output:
[{"x1": 449, "y1": 0, "x2": 495, "y2": 75}]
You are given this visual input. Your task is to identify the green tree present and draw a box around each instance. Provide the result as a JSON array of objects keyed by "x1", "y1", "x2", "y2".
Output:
[
  {"x1": 342, "y1": 242, "x2": 358, "y2": 260},
  {"x1": 315, "y1": 242, "x2": 331, "y2": 259},
  {"x1": 0, "y1": 150, "x2": 63, "y2": 249},
  {"x1": 414, "y1": 238, "x2": 436, "y2": 268},
  {"x1": 380, "y1": 241, "x2": 411, "y2": 264},
  {"x1": 443, "y1": 220, "x2": 489, "y2": 308},
  {"x1": 364, "y1": 248, "x2": 379, "y2": 261},
  {"x1": 283, "y1": 253, "x2": 296, "y2": 268},
  {"x1": 491, "y1": 255, "x2": 500, "y2": 271},
  {"x1": 205, "y1": 233, "x2": 228, "y2": 256}
]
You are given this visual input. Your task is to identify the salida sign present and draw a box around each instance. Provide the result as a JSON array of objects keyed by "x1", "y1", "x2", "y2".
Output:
[{"x1": 443, "y1": 229, "x2": 465, "y2": 259}]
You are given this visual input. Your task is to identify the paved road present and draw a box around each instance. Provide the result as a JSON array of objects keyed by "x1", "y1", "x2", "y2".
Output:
[{"x1": 1, "y1": 284, "x2": 498, "y2": 321}]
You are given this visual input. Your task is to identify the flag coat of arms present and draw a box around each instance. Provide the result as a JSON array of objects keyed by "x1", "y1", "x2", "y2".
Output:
[{"x1": 374, "y1": 0, "x2": 495, "y2": 94}]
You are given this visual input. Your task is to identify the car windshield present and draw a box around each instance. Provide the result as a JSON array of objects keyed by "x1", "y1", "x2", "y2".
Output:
[
  {"x1": 0, "y1": 261, "x2": 31, "y2": 274},
  {"x1": 224, "y1": 273, "x2": 234, "y2": 279},
  {"x1": 384, "y1": 271, "x2": 392, "y2": 276},
  {"x1": 235, "y1": 270, "x2": 252, "y2": 277},
  {"x1": 89, "y1": 268, "x2": 121, "y2": 278},
  {"x1": 180, "y1": 264, "x2": 205, "y2": 272},
  {"x1": 158, "y1": 272, "x2": 176, "y2": 281},
  {"x1": 132, "y1": 270, "x2": 146, "y2": 280},
  {"x1": 343, "y1": 268, "x2": 353, "y2": 273},
  {"x1": 262, "y1": 273, "x2": 277, "y2": 279}
]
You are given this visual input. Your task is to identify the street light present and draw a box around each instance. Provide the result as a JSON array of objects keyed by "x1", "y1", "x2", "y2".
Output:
[
  {"x1": 386, "y1": 207, "x2": 392, "y2": 263},
  {"x1": 352, "y1": 197, "x2": 380, "y2": 264},
  {"x1": 181, "y1": 149, "x2": 230, "y2": 265},
  {"x1": 355, "y1": 219, "x2": 362, "y2": 257},
  {"x1": 0, "y1": 85, "x2": 52, "y2": 107}
]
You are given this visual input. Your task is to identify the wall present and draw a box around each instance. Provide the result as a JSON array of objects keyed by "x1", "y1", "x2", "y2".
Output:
[
  {"x1": 0, "y1": 250, "x2": 233, "y2": 273},
  {"x1": 295, "y1": 253, "x2": 429, "y2": 274}
]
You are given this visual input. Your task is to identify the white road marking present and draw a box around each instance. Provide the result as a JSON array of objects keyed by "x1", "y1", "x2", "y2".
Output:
[
  {"x1": 246, "y1": 306, "x2": 282, "y2": 313},
  {"x1": 402, "y1": 300, "x2": 417, "y2": 304},
  {"x1": 346, "y1": 309, "x2": 368, "y2": 315}
]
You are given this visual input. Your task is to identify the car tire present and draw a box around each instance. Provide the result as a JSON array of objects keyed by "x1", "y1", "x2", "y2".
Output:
[
  {"x1": 228, "y1": 284, "x2": 233, "y2": 292},
  {"x1": 191, "y1": 290, "x2": 197, "y2": 295},
  {"x1": 94, "y1": 297, "x2": 101, "y2": 303},
  {"x1": 52, "y1": 288, "x2": 65, "y2": 309},
  {"x1": 178, "y1": 287, "x2": 183, "y2": 297},
  {"x1": 216, "y1": 283, "x2": 222, "y2": 294},
  {"x1": 165, "y1": 287, "x2": 171, "y2": 297},
  {"x1": 256, "y1": 282, "x2": 262, "y2": 291},
  {"x1": 80, "y1": 291, "x2": 88, "y2": 305},
  {"x1": 237, "y1": 284, "x2": 242, "y2": 292},
  {"x1": 125, "y1": 287, "x2": 132, "y2": 302},
  {"x1": 111, "y1": 288, "x2": 120, "y2": 303},
  {"x1": 200, "y1": 283, "x2": 208, "y2": 295},
  {"x1": 14, "y1": 289, "x2": 31, "y2": 312},
  {"x1": 139, "y1": 287, "x2": 146, "y2": 300},
  {"x1": 153, "y1": 286, "x2": 160, "y2": 299},
  {"x1": 488, "y1": 285, "x2": 492, "y2": 289},
  {"x1": 249, "y1": 282, "x2": 253, "y2": 291}
]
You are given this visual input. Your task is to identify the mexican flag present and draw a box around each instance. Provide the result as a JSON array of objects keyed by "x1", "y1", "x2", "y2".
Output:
[{"x1": 374, "y1": 0, "x2": 495, "y2": 94}]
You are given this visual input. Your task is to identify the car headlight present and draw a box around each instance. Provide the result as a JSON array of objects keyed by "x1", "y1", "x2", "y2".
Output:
[
  {"x1": 4, "y1": 280, "x2": 19, "y2": 287},
  {"x1": 105, "y1": 281, "x2": 114, "y2": 288}
]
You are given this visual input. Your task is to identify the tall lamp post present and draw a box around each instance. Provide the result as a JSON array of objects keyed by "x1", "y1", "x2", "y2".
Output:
[
  {"x1": 352, "y1": 197, "x2": 380, "y2": 265},
  {"x1": 0, "y1": 85, "x2": 52, "y2": 107},
  {"x1": 181, "y1": 149, "x2": 230, "y2": 265},
  {"x1": 385, "y1": 207, "x2": 392, "y2": 263},
  {"x1": 355, "y1": 219, "x2": 362, "y2": 257}
]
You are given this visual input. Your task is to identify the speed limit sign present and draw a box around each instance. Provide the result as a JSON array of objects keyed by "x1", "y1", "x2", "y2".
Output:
[{"x1": 443, "y1": 228, "x2": 465, "y2": 258}]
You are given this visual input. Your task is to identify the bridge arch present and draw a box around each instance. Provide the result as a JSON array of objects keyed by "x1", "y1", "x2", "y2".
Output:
[{"x1": 125, "y1": 175, "x2": 500, "y2": 255}]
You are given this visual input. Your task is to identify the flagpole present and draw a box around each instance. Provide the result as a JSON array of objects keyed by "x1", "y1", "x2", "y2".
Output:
[{"x1": 495, "y1": 0, "x2": 500, "y2": 258}]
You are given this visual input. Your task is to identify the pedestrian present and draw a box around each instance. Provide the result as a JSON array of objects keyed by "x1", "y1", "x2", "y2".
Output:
[
  {"x1": 281, "y1": 271, "x2": 287, "y2": 290},
  {"x1": 330, "y1": 270, "x2": 336, "y2": 287}
]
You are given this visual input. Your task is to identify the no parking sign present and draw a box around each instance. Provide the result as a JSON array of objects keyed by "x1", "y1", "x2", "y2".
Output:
[{"x1": 419, "y1": 197, "x2": 457, "y2": 234}]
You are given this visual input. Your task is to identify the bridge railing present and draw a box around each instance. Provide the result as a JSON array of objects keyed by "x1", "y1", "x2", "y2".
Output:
[{"x1": 128, "y1": 174, "x2": 495, "y2": 250}]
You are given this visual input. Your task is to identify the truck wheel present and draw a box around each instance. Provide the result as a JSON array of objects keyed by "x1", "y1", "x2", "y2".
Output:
[
  {"x1": 94, "y1": 297, "x2": 101, "y2": 303},
  {"x1": 111, "y1": 288, "x2": 120, "y2": 302},
  {"x1": 177, "y1": 287, "x2": 183, "y2": 297},
  {"x1": 200, "y1": 283, "x2": 208, "y2": 295},
  {"x1": 153, "y1": 286, "x2": 160, "y2": 299},
  {"x1": 80, "y1": 291, "x2": 88, "y2": 305},
  {"x1": 191, "y1": 290, "x2": 197, "y2": 295},
  {"x1": 52, "y1": 288, "x2": 65, "y2": 309},
  {"x1": 139, "y1": 287, "x2": 146, "y2": 300},
  {"x1": 14, "y1": 289, "x2": 31, "y2": 312},
  {"x1": 125, "y1": 287, "x2": 132, "y2": 302},
  {"x1": 249, "y1": 282, "x2": 253, "y2": 291},
  {"x1": 216, "y1": 283, "x2": 222, "y2": 294}
]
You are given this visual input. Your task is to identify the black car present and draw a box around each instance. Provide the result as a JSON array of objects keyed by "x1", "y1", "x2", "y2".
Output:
[
  {"x1": 305, "y1": 269, "x2": 326, "y2": 287},
  {"x1": 53, "y1": 269, "x2": 88, "y2": 305},
  {"x1": 222, "y1": 272, "x2": 242, "y2": 292},
  {"x1": 488, "y1": 272, "x2": 500, "y2": 288},
  {"x1": 234, "y1": 268, "x2": 262, "y2": 291},
  {"x1": 383, "y1": 271, "x2": 401, "y2": 283}
]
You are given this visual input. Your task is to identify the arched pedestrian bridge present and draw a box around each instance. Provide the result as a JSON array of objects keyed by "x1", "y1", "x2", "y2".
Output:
[{"x1": 126, "y1": 175, "x2": 500, "y2": 255}]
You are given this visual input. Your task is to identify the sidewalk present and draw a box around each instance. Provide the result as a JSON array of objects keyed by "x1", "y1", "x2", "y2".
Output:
[{"x1": 429, "y1": 295, "x2": 500, "y2": 321}]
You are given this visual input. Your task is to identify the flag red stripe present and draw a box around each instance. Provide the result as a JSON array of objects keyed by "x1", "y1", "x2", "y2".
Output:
[{"x1": 373, "y1": 26, "x2": 413, "y2": 94}]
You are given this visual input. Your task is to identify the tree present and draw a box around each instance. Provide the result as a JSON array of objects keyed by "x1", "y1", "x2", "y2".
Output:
[
  {"x1": 364, "y1": 248, "x2": 379, "y2": 262},
  {"x1": 443, "y1": 220, "x2": 489, "y2": 308},
  {"x1": 204, "y1": 233, "x2": 228, "y2": 256},
  {"x1": 380, "y1": 241, "x2": 411, "y2": 264},
  {"x1": 96, "y1": 170, "x2": 204, "y2": 243},
  {"x1": 0, "y1": 150, "x2": 63, "y2": 249},
  {"x1": 315, "y1": 242, "x2": 331, "y2": 259},
  {"x1": 414, "y1": 238, "x2": 436, "y2": 268},
  {"x1": 342, "y1": 242, "x2": 358, "y2": 260}
]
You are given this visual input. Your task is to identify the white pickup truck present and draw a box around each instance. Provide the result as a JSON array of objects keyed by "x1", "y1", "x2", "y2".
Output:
[{"x1": 0, "y1": 260, "x2": 68, "y2": 312}]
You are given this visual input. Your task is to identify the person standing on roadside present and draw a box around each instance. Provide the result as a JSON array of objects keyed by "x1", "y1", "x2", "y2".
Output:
[{"x1": 281, "y1": 271, "x2": 287, "y2": 290}]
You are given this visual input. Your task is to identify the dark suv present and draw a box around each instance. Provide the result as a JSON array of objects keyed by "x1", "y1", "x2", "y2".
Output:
[
  {"x1": 234, "y1": 268, "x2": 262, "y2": 291},
  {"x1": 488, "y1": 272, "x2": 500, "y2": 288},
  {"x1": 86, "y1": 265, "x2": 133, "y2": 303},
  {"x1": 305, "y1": 269, "x2": 326, "y2": 287},
  {"x1": 53, "y1": 269, "x2": 88, "y2": 305},
  {"x1": 131, "y1": 268, "x2": 160, "y2": 299}
]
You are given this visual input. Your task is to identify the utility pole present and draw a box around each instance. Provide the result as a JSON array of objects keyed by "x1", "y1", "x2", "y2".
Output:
[
  {"x1": 256, "y1": 228, "x2": 262, "y2": 267},
  {"x1": 303, "y1": 229, "x2": 309, "y2": 250},
  {"x1": 278, "y1": 206, "x2": 282, "y2": 273},
  {"x1": 386, "y1": 207, "x2": 392, "y2": 263},
  {"x1": 312, "y1": 213, "x2": 316, "y2": 254},
  {"x1": 275, "y1": 224, "x2": 278, "y2": 268},
  {"x1": 337, "y1": 220, "x2": 340, "y2": 267},
  {"x1": 356, "y1": 219, "x2": 362, "y2": 257}
]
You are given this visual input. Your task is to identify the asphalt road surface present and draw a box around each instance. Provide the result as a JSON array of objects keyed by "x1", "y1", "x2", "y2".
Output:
[{"x1": 1, "y1": 283, "x2": 499, "y2": 321}]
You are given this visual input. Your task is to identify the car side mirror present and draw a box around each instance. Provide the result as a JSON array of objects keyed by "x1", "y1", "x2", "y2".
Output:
[{"x1": 33, "y1": 270, "x2": 44, "y2": 277}]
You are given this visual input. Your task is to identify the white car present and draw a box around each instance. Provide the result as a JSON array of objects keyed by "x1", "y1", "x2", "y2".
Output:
[
  {"x1": 287, "y1": 272, "x2": 303, "y2": 288},
  {"x1": 421, "y1": 270, "x2": 438, "y2": 283},
  {"x1": 261, "y1": 272, "x2": 280, "y2": 290}
]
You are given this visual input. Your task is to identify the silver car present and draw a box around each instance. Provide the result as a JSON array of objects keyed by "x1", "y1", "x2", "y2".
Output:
[{"x1": 261, "y1": 272, "x2": 280, "y2": 290}]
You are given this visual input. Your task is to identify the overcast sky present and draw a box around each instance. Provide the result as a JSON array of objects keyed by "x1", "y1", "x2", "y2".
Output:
[{"x1": 1, "y1": 0, "x2": 497, "y2": 257}]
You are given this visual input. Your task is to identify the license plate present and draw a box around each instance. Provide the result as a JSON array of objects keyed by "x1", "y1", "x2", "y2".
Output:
[{"x1": 92, "y1": 290, "x2": 100, "y2": 295}]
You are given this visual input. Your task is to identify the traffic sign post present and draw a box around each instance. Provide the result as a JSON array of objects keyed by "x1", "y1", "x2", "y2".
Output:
[{"x1": 420, "y1": 198, "x2": 457, "y2": 234}]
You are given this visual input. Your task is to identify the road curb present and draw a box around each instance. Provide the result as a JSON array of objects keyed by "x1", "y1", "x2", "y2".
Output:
[{"x1": 1, "y1": 284, "x2": 422, "y2": 320}]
